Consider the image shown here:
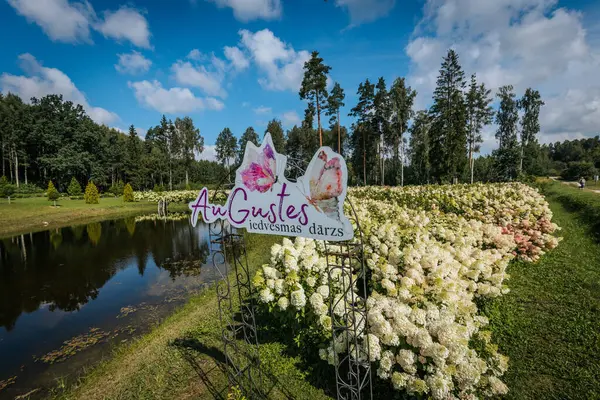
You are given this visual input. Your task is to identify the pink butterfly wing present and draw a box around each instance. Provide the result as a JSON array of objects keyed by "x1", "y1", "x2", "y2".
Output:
[
  {"x1": 310, "y1": 157, "x2": 343, "y2": 200},
  {"x1": 240, "y1": 144, "x2": 277, "y2": 193}
]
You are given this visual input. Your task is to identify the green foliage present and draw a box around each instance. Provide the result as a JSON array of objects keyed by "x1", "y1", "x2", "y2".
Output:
[
  {"x1": 227, "y1": 386, "x2": 247, "y2": 400},
  {"x1": 109, "y1": 180, "x2": 125, "y2": 196},
  {"x1": 0, "y1": 176, "x2": 15, "y2": 199},
  {"x1": 561, "y1": 161, "x2": 598, "y2": 181},
  {"x1": 215, "y1": 127, "x2": 238, "y2": 166},
  {"x1": 493, "y1": 85, "x2": 520, "y2": 181},
  {"x1": 237, "y1": 126, "x2": 259, "y2": 163},
  {"x1": 67, "y1": 177, "x2": 82, "y2": 197},
  {"x1": 123, "y1": 183, "x2": 134, "y2": 202},
  {"x1": 84, "y1": 181, "x2": 99, "y2": 204},
  {"x1": 299, "y1": 51, "x2": 332, "y2": 142},
  {"x1": 153, "y1": 184, "x2": 165, "y2": 193},
  {"x1": 265, "y1": 119, "x2": 286, "y2": 154},
  {"x1": 47, "y1": 181, "x2": 60, "y2": 202}
]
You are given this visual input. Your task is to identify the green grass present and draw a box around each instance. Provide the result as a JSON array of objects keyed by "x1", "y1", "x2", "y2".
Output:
[
  {"x1": 53, "y1": 233, "x2": 331, "y2": 400},
  {"x1": 0, "y1": 197, "x2": 187, "y2": 238},
  {"x1": 482, "y1": 182, "x2": 600, "y2": 399}
]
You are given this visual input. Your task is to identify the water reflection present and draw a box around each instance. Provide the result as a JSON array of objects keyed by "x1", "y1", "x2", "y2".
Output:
[{"x1": 0, "y1": 216, "x2": 209, "y2": 332}]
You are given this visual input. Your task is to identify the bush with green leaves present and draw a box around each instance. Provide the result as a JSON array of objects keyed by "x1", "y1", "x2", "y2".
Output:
[
  {"x1": 561, "y1": 161, "x2": 598, "y2": 181},
  {"x1": 153, "y1": 184, "x2": 165, "y2": 193},
  {"x1": 47, "y1": 181, "x2": 60, "y2": 205},
  {"x1": 123, "y1": 183, "x2": 134, "y2": 202},
  {"x1": 84, "y1": 181, "x2": 100, "y2": 204},
  {"x1": 67, "y1": 177, "x2": 82, "y2": 197},
  {"x1": 109, "y1": 180, "x2": 125, "y2": 196},
  {"x1": 0, "y1": 176, "x2": 16, "y2": 202}
]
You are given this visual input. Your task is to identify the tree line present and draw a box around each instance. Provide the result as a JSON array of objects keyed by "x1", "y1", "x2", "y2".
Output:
[{"x1": 1, "y1": 49, "x2": 595, "y2": 193}]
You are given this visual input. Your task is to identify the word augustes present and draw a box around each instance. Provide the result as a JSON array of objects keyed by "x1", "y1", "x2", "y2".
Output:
[{"x1": 189, "y1": 183, "x2": 346, "y2": 238}]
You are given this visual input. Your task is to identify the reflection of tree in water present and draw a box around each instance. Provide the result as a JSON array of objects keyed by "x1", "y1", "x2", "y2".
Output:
[
  {"x1": 0, "y1": 218, "x2": 210, "y2": 330},
  {"x1": 125, "y1": 217, "x2": 136, "y2": 237},
  {"x1": 86, "y1": 223, "x2": 102, "y2": 245}
]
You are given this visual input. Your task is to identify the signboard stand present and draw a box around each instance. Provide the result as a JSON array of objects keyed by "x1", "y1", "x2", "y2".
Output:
[{"x1": 195, "y1": 135, "x2": 372, "y2": 400}]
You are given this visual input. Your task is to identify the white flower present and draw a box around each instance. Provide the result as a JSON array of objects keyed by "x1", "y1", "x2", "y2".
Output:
[
  {"x1": 317, "y1": 285, "x2": 330, "y2": 299},
  {"x1": 259, "y1": 288, "x2": 274, "y2": 303},
  {"x1": 290, "y1": 288, "x2": 306, "y2": 309},
  {"x1": 277, "y1": 297, "x2": 289, "y2": 310}
]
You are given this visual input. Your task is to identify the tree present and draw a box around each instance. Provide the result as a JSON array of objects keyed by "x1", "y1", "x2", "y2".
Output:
[
  {"x1": 124, "y1": 125, "x2": 142, "y2": 189},
  {"x1": 175, "y1": 116, "x2": 203, "y2": 187},
  {"x1": 326, "y1": 82, "x2": 345, "y2": 154},
  {"x1": 215, "y1": 128, "x2": 237, "y2": 182},
  {"x1": 349, "y1": 80, "x2": 376, "y2": 186},
  {"x1": 429, "y1": 49, "x2": 468, "y2": 183},
  {"x1": 47, "y1": 180, "x2": 59, "y2": 206},
  {"x1": 0, "y1": 176, "x2": 15, "y2": 204},
  {"x1": 265, "y1": 119, "x2": 286, "y2": 153},
  {"x1": 84, "y1": 181, "x2": 99, "y2": 204},
  {"x1": 518, "y1": 88, "x2": 545, "y2": 174},
  {"x1": 466, "y1": 74, "x2": 494, "y2": 183},
  {"x1": 238, "y1": 127, "x2": 259, "y2": 163},
  {"x1": 373, "y1": 77, "x2": 391, "y2": 185},
  {"x1": 409, "y1": 111, "x2": 432, "y2": 184},
  {"x1": 493, "y1": 85, "x2": 520, "y2": 181},
  {"x1": 388, "y1": 77, "x2": 416, "y2": 186},
  {"x1": 299, "y1": 51, "x2": 331, "y2": 146},
  {"x1": 155, "y1": 116, "x2": 179, "y2": 191},
  {"x1": 123, "y1": 183, "x2": 134, "y2": 202},
  {"x1": 67, "y1": 177, "x2": 82, "y2": 197}
]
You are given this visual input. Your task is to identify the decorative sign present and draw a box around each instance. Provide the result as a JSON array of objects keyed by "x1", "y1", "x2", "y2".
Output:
[{"x1": 189, "y1": 133, "x2": 354, "y2": 241}]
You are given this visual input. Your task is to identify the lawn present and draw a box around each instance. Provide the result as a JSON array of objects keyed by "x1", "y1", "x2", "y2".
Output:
[
  {"x1": 482, "y1": 182, "x2": 600, "y2": 399},
  {"x1": 0, "y1": 197, "x2": 187, "y2": 238}
]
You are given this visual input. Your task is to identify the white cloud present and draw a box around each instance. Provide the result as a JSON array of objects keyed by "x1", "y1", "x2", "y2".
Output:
[
  {"x1": 281, "y1": 110, "x2": 301, "y2": 127},
  {"x1": 239, "y1": 29, "x2": 310, "y2": 92},
  {"x1": 7, "y1": 0, "x2": 93, "y2": 43},
  {"x1": 197, "y1": 145, "x2": 218, "y2": 162},
  {"x1": 0, "y1": 53, "x2": 118, "y2": 125},
  {"x1": 128, "y1": 80, "x2": 224, "y2": 114},
  {"x1": 253, "y1": 105, "x2": 271, "y2": 114},
  {"x1": 95, "y1": 6, "x2": 151, "y2": 48},
  {"x1": 115, "y1": 51, "x2": 152, "y2": 75},
  {"x1": 224, "y1": 46, "x2": 250, "y2": 71},
  {"x1": 207, "y1": 0, "x2": 282, "y2": 22},
  {"x1": 187, "y1": 49, "x2": 205, "y2": 61},
  {"x1": 335, "y1": 0, "x2": 396, "y2": 27},
  {"x1": 171, "y1": 60, "x2": 226, "y2": 98},
  {"x1": 7, "y1": 0, "x2": 151, "y2": 48},
  {"x1": 406, "y1": 0, "x2": 600, "y2": 152}
]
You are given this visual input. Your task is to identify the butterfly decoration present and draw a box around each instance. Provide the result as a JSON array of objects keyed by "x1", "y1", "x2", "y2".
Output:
[
  {"x1": 238, "y1": 135, "x2": 286, "y2": 193},
  {"x1": 301, "y1": 150, "x2": 345, "y2": 221}
]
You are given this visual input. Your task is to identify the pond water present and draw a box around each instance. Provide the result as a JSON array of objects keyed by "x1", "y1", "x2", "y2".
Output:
[{"x1": 0, "y1": 214, "x2": 219, "y2": 399}]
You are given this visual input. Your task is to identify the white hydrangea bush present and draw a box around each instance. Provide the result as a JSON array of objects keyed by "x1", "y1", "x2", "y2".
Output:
[
  {"x1": 133, "y1": 189, "x2": 228, "y2": 203},
  {"x1": 250, "y1": 182, "x2": 560, "y2": 399}
]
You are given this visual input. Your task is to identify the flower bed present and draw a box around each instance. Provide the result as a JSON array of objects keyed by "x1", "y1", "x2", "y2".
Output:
[
  {"x1": 133, "y1": 190, "x2": 228, "y2": 203},
  {"x1": 253, "y1": 183, "x2": 561, "y2": 399}
]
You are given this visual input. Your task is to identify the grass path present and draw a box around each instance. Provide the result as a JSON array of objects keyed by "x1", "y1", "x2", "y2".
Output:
[
  {"x1": 483, "y1": 189, "x2": 600, "y2": 399},
  {"x1": 0, "y1": 197, "x2": 187, "y2": 238}
]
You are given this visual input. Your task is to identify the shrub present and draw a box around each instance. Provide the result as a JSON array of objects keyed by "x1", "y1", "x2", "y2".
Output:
[
  {"x1": 47, "y1": 181, "x2": 60, "y2": 205},
  {"x1": 67, "y1": 177, "x2": 82, "y2": 197},
  {"x1": 123, "y1": 183, "x2": 134, "y2": 202},
  {"x1": 0, "y1": 176, "x2": 15, "y2": 203},
  {"x1": 561, "y1": 161, "x2": 598, "y2": 181},
  {"x1": 84, "y1": 181, "x2": 100, "y2": 204},
  {"x1": 153, "y1": 184, "x2": 165, "y2": 193},
  {"x1": 109, "y1": 180, "x2": 125, "y2": 197},
  {"x1": 15, "y1": 183, "x2": 44, "y2": 194}
]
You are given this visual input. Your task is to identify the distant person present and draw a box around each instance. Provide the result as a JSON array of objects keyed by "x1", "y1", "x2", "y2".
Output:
[{"x1": 579, "y1": 177, "x2": 586, "y2": 189}]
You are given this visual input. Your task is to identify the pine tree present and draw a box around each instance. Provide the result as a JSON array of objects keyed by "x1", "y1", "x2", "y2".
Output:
[
  {"x1": 215, "y1": 127, "x2": 238, "y2": 182},
  {"x1": 429, "y1": 49, "x2": 468, "y2": 183},
  {"x1": 518, "y1": 88, "x2": 545, "y2": 174},
  {"x1": 349, "y1": 79, "x2": 376, "y2": 185},
  {"x1": 47, "y1": 180, "x2": 59, "y2": 206},
  {"x1": 409, "y1": 111, "x2": 432, "y2": 184},
  {"x1": 493, "y1": 85, "x2": 520, "y2": 181},
  {"x1": 67, "y1": 177, "x2": 82, "y2": 197},
  {"x1": 373, "y1": 77, "x2": 391, "y2": 185},
  {"x1": 326, "y1": 82, "x2": 345, "y2": 154},
  {"x1": 466, "y1": 74, "x2": 494, "y2": 183},
  {"x1": 237, "y1": 127, "x2": 259, "y2": 164},
  {"x1": 388, "y1": 77, "x2": 417, "y2": 186},
  {"x1": 84, "y1": 181, "x2": 100, "y2": 204},
  {"x1": 123, "y1": 183, "x2": 134, "y2": 202},
  {"x1": 299, "y1": 51, "x2": 331, "y2": 147},
  {"x1": 175, "y1": 116, "x2": 203, "y2": 187},
  {"x1": 265, "y1": 119, "x2": 286, "y2": 153}
]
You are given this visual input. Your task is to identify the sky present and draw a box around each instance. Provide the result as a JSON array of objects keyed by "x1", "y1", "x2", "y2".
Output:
[{"x1": 1, "y1": 0, "x2": 599, "y2": 161}]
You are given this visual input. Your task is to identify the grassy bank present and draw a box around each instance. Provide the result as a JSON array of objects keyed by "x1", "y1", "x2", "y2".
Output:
[
  {"x1": 0, "y1": 197, "x2": 187, "y2": 238},
  {"x1": 54, "y1": 233, "x2": 331, "y2": 400},
  {"x1": 482, "y1": 182, "x2": 600, "y2": 399}
]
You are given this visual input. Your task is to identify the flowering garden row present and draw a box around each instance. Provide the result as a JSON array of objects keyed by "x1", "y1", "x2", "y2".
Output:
[{"x1": 253, "y1": 183, "x2": 560, "y2": 399}]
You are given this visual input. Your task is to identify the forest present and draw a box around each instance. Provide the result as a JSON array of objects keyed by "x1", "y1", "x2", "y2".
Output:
[{"x1": 1, "y1": 49, "x2": 598, "y2": 194}]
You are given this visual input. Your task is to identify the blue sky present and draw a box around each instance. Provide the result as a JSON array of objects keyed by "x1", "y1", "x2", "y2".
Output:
[{"x1": 1, "y1": 0, "x2": 599, "y2": 160}]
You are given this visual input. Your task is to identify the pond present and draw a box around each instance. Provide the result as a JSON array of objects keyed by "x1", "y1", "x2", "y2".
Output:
[{"x1": 0, "y1": 214, "x2": 219, "y2": 399}]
